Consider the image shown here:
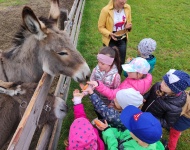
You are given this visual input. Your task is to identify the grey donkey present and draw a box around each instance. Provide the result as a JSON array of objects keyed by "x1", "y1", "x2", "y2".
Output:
[{"x1": 0, "y1": 0, "x2": 90, "y2": 83}]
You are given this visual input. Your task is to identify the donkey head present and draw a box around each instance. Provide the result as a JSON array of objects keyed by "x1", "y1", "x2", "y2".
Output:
[
  {"x1": 39, "y1": 96, "x2": 68, "y2": 127},
  {"x1": 1, "y1": 0, "x2": 90, "y2": 83},
  {"x1": 22, "y1": 1, "x2": 90, "y2": 83}
]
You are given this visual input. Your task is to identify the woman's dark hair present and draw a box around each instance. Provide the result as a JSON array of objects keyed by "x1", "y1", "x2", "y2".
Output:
[{"x1": 99, "y1": 46, "x2": 121, "y2": 74}]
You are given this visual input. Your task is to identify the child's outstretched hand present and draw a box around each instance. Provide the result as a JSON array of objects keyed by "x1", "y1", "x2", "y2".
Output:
[
  {"x1": 87, "y1": 81, "x2": 98, "y2": 88},
  {"x1": 63, "y1": 139, "x2": 69, "y2": 147},
  {"x1": 94, "y1": 119, "x2": 108, "y2": 131},
  {"x1": 79, "y1": 83, "x2": 94, "y2": 95},
  {"x1": 72, "y1": 89, "x2": 84, "y2": 105}
]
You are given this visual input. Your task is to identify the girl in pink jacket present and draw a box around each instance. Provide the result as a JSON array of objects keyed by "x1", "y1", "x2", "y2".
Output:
[
  {"x1": 88, "y1": 57, "x2": 152, "y2": 100},
  {"x1": 64, "y1": 89, "x2": 105, "y2": 150}
]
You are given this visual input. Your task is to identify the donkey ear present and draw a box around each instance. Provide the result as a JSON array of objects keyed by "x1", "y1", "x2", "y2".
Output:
[
  {"x1": 22, "y1": 6, "x2": 47, "y2": 40},
  {"x1": 48, "y1": 0, "x2": 60, "y2": 26}
]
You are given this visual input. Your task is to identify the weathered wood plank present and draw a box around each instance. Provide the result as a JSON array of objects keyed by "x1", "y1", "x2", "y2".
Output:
[
  {"x1": 7, "y1": 73, "x2": 53, "y2": 150},
  {"x1": 70, "y1": 0, "x2": 83, "y2": 41},
  {"x1": 64, "y1": 0, "x2": 79, "y2": 33},
  {"x1": 74, "y1": 0, "x2": 85, "y2": 46},
  {"x1": 36, "y1": 124, "x2": 52, "y2": 150},
  {"x1": 48, "y1": 77, "x2": 71, "y2": 150}
]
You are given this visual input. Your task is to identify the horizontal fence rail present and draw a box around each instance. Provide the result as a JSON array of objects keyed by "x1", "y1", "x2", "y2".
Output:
[{"x1": 7, "y1": 0, "x2": 85, "y2": 149}]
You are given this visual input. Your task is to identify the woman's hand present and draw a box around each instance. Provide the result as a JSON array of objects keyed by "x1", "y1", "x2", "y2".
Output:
[
  {"x1": 125, "y1": 23, "x2": 132, "y2": 31},
  {"x1": 109, "y1": 32, "x2": 117, "y2": 41}
]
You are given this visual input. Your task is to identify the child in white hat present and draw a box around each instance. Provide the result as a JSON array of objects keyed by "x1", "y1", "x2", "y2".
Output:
[{"x1": 81, "y1": 84, "x2": 143, "y2": 131}]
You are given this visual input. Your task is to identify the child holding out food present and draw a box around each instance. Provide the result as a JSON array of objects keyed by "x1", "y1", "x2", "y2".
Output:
[
  {"x1": 90, "y1": 46, "x2": 121, "y2": 120},
  {"x1": 64, "y1": 89, "x2": 105, "y2": 150},
  {"x1": 80, "y1": 83, "x2": 143, "y2": 131}
]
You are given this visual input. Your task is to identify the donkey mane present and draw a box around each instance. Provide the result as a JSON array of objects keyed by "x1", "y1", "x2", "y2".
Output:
[
  {"x1": 12, "y1": 25, "x2": 26, "y2": 47},
  {"x1": 12, "y1": 17, "x2": 54, "y2": 47}
]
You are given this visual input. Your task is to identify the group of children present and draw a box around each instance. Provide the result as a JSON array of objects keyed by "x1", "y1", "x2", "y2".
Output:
[{"x1": 65, "y1": 38, "x2": 190, "y2": 150}]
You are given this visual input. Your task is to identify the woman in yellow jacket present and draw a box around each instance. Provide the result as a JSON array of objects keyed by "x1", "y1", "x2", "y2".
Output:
[{"x1": 98, "y1": 0, "x2": 132, "y2": 64}]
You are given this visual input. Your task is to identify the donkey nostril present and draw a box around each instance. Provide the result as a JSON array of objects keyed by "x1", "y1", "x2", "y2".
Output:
[
  {"x1": 61, "y1": 104, "x2": 68, "y2": 112},
  {"x1": 86, "y1": 75, "x2": 89, "y2": 81},
  {"x1": 60, "y1": 107, "x2": 68, "y2": 112}
]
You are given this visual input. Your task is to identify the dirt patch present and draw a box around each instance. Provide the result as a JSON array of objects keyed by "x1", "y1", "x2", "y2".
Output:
[{"x1": 0, "y1": 0, "x2": 74, "y2": 50}]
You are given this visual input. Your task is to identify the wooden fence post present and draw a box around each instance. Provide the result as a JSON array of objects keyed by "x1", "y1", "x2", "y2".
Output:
[{"x1": 7, "y1": 74, "x2": 53, "y2": 150}]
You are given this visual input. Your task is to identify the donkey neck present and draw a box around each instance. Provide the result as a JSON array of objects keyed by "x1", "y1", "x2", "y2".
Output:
[{"x1": 0, "y1": 43, "x2": 43, "y2": 83}]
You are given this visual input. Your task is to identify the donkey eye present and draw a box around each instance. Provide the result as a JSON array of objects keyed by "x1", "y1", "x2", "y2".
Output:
[{"x1": 57, "y1": 52, "x2": 68, "y2": 55}]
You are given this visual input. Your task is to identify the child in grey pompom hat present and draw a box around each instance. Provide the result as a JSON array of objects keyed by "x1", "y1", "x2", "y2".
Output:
[
  {"x1": 138, "y1": 38, "x2": 157, "y2": 59},
  {"x1": 124, "y1": 38, "x2": 157, "y2": 77},
  {"x1": 137, "y1": 38, "x2": 157, "y2": 73}
]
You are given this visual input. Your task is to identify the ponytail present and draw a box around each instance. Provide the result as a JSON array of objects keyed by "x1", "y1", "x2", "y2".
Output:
[{"x1": 111, "y1": 46, "x2": 122, "y2": 75}]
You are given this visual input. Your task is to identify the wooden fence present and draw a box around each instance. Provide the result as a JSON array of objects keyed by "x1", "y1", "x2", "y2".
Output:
[{"x1": 7, "y1": 0, "x2": 85, "y2": 149}]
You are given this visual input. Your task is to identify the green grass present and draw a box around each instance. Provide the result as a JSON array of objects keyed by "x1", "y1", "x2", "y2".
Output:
[
  {"x1": 57, "y1": 0, "x2": 190, "y2": 149},
  {"x1": 0, "y1": 0, "x2": 27, "y2": 6}
]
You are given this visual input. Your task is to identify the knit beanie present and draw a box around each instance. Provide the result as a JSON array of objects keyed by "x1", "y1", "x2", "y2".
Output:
[
  {"x1": 138, "y1": 38, "x2": 157, "y2": 58},
  {"x1": 116, "y1": 88, "x2": 143, "y2": 109},
  {"x1": 163, "y1": 69, "x2": 190, "y2": 94},
  {"x1": 68, "y1": 118, "x2": 97, "y2": 150}
]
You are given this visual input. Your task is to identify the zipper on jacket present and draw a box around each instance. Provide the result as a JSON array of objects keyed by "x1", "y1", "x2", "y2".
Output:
[{"x1": 145, "y1": 100, "x2": 155, "y2": 112}]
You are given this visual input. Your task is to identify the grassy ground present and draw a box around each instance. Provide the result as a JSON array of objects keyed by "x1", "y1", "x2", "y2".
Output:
[
  {"x1": 58, "y1": 0, "x2": 190, "y2": 149},
  {"x1": 0, "y1": 0, "x2": 26, "y2": 6},
  {"x1": 57, "y1": 0, "x2": 190, "y2": 149}
]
